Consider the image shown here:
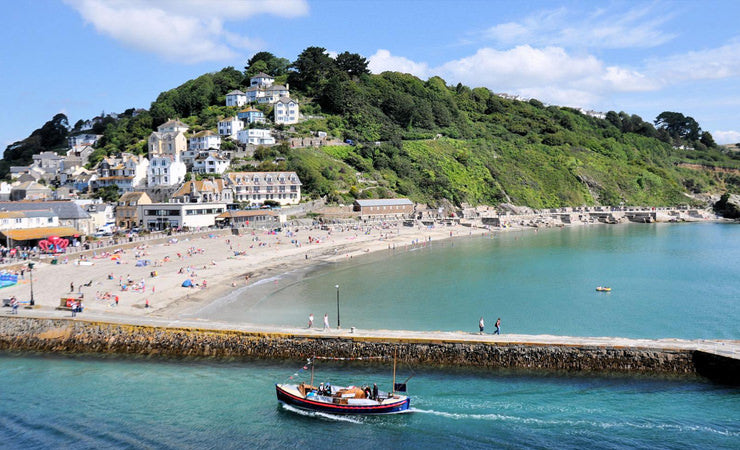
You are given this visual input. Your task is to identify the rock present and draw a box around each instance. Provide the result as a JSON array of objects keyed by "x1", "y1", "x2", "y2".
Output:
[{"x1": 713, "y1": 193, "x2": 740, "y2": 219}]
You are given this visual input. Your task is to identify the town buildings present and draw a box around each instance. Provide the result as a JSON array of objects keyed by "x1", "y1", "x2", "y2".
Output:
[
  {"x1": 92, "y1": 153, "x2": 149, "y2": 193},
  {"x1": 237, "y1": 129, "x2": 275, "y2": 146},
  {"x1": 224, "y1": 171, "x2": 301, "y2": 206},
  {"x1": 225, "y1": 90, "x2": 247, "y2": 107},
  {"x1": 139, "y1": 202, "x2": 227, "y2": 230},
  {"x1": 189, "y1": 130, "x2": 221, "y2": 151},
  {"x1": 147, "y1": 155, "x2": 187, "y2": 187},
  {"x1": 217, "y1": 116, "x2": 244, "y2": 139},
  {"x1": 237, "y1": 107, "x2": 266, "y2": 124},
  {"x1": 148, "y1": 119, "x2": 189, "y2": 158},
  {"x1": 115, "y1": 191, "x2": 152, "y2": 229},
  {"x1": 353, "y1": 198, "x2": 414, "y2": 217}
]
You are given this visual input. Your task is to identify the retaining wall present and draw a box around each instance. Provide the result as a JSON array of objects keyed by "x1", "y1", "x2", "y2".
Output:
[{"x1": 1, "y1": 317, "x2": 737, "y2": 382}]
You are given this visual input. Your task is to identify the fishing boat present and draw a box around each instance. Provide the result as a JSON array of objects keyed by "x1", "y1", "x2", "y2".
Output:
[
  {"x1": 596, "y1": 286, "x2": 612, "y2": 292},
  {"x1": 275, "y1": 351, "x2": 411, "y2": 415}
]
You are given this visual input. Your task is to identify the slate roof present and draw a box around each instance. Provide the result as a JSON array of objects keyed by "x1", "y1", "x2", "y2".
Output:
[
  {"x1": 0, "y1": 201, "x2": 90, "y2": 219},
  {"x1": 227, "y1": 90, "x2": 246, "y2": 95}
]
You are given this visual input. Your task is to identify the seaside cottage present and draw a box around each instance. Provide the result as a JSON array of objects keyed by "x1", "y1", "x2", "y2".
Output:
[
  {"x1": 353, "y1": 198, "x2": 414, "y2": 218},
  {"x1": 217, "y1": 116, "x2": 245, "y2": 139},
  {"x1": 115, "y1": 192, "x2": 152, "y2": 229},
  {"x1": 225, "y1": 90, "x2": 247, "y2": 107}
]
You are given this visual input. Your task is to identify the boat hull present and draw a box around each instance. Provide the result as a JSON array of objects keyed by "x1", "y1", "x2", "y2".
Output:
[{"x1": 276, "y1": 384, "x2": 410, "y2": 415}]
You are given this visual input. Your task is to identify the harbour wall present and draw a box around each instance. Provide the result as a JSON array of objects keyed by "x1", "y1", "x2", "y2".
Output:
[{"x1": 1, "y1": 317, "x2": 737, "y2": 383}]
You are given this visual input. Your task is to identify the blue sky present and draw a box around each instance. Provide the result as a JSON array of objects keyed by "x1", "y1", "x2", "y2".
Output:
[{"x1": 2, "y1": 0, "x2": 740, "y2": 149}]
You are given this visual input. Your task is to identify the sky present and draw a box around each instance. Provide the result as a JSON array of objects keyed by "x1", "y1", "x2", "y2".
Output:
[{"x1": 2, "y1": 0, "x2": 740, "y2": 150}]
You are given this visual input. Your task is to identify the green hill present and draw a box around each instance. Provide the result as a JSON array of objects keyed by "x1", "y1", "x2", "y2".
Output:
[{"x1": 4, "y1": 47, "x2": 739, "y2": 207}]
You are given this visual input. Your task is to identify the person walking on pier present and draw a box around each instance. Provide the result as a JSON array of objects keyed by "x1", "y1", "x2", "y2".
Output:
[
  {"x1": 308, "y1": 313, "x2": 314, "y2": 328},
  {"x1": 323, "y1": 313, "x2": 330, "y2": 331},
  {"x1": 479, "y1": 317, "x2": 485, "y2": 335},
  {"x1": 494, "y1": 318, "x2": 501, "y2": 335}
]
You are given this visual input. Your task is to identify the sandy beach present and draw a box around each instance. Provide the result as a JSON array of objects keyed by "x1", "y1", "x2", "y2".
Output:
[{"x1": 2, "y1": 222, "x2": 489, "y2": 320}]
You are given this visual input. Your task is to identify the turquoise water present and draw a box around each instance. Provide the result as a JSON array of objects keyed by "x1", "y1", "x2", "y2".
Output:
[
  {"x1": 201, "y1": 223, "x2": 740, "y2": 340},
  {"x1": 1, "y1": 353, "x2": 738, "y2": 449}
]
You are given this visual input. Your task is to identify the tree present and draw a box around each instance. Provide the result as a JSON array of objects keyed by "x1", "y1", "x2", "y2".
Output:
[
  {"x1": 288, "y1": 47, "x2": 337, "y2": 95},
  {"x1": 655, "y1": 111, "x2": 701, "y2": 142},
  {"x1": 335, "y1": 51, "x2": 370, "y2": 78},
  {"x1": 245, "y1": 51, "x2": 290, "y2": 77},
  {"x1": 97, "y1": 185, "x2": 120, "y2": 203},
  {"x1": 700, "y1": 131, "x2": 716, "y2": 148}
]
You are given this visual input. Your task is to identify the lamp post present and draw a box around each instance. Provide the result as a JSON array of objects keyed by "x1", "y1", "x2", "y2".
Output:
[
  {"x1": 28, "y1": 262, "x2": 35, "y2": 306},
  {"x1": 335, "y1": 284, "x2": 340, "y2": 329}
]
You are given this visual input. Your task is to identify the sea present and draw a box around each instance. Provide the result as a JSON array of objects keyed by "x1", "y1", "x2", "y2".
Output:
[{"x1": 1, "y1": 223, "x2": 739, "y2": 449}]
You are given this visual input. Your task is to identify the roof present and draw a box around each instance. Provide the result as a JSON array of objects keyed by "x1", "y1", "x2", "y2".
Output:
[
  {"x1": 239, "y1": 107, "x2": 262, "y2": 113},
  {"x1": 192, "y1": 130, "x2": 219, "y2": 138},
  {"x1": 252, "y1": 72, "x2": 274, "y2": 79},
  {"x1": 119, "y1": 192, "x2": 151, "y2": 203},
  {"x1": 174, "y1": 179, "x2": 226, "y2": 197},
  {"x1": 0, "y1": 201, "x2": 91, "y2": 219},
  {"x1": 266, "y1": 84, "x2": 288, "y2": 91},
  {"x1": 12, "y1": 181, "x2": 51, "y2": 191},
  {"x1": 216, "y1": 210, "x2": 276, "y2": 219},
  {"x1": 1, "y1": 226, "x2": 81, "y2": 241},
  {"x1": 276, "y1": 96, "x2": 296, "y2": 104},
  {"x1": 226, "y1": 90, "x2": 245, "y2": 95},
  {"x1": 354, "y1": 198, "x2": 414, "y2": 207},
  {"x1": 159, "y1": 119, "x2": 188, "y2": 130}
]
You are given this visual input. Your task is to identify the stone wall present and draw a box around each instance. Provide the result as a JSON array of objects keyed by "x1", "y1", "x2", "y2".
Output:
[{"x1": 1, "y1": 317, "x2": 736, "y2": 381}]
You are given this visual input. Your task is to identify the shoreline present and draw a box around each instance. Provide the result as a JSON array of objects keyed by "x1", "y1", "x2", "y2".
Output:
[{"x1": 0, "y1": 215, "x2": 728, "y2": 326}]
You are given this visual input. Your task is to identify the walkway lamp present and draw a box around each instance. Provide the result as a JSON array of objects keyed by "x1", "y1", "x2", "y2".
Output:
[
  {"x1": 336, "y1": 284, "x2": 340, "y2": 329},
  {"x1": 28, "y1": 261, "x2": 35, "y2": 306}
]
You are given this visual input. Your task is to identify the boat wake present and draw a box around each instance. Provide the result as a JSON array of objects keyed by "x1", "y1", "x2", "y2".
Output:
[
  {"x1": 409, "y1": 409, "x2": 739, "y2": 436},
  {"x1": 279, "y1": 403, "x2": 363, "y2": 424}
]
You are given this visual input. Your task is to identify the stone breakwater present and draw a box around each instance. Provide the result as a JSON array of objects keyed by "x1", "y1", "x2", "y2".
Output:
[{"x1": 1, "y1": 317, "x2": 737, "y2": 383}]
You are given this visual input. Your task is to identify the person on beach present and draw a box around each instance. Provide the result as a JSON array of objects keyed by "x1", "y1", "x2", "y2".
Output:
[
  {"x1": 71, "y1": 301, "x2": 77, "y2": 317},
  {"x1": 308, "y1": 314, "x2": 314, "y2": 328},
  {"x1": 323, "y1": 313, "x2": 330, "y2": 331},
  {"x1": 10, "y1": 296, "x2": 18, "y2": 314},
  {"x1": 494, "y1": 318, "x2": 501, "y2": 335},
  {"x1": 70, "y1": 282, "x2": 74, "y2": 292},
  {"x1": 479, "y1": 317, "x2": 485, "y2": 335}
]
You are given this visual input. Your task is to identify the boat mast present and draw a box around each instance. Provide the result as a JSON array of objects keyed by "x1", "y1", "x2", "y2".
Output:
[
  {"x1": 392, "y1": 347, "x2": 397, "y2": 395},
  {"x1": 310, "y1": 356, "x2": 314, "y2": 387}
]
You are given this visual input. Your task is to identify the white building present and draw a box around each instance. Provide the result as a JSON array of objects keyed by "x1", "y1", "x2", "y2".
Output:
[
  {"x1": 246, "y1": 84, "x2": 290, "y2": 104},
  {"x1": 147, "y1": 154, "x2": 187, "y2": 187},
  {"x1": 250, "y1": 72, "x2": 274, "y2": 88},
  {"x1": 225, "y1": 90, "x2": 247, "y2": 107},
  {"x1": 274, "y1": 97, "x2": 300, "y2": 125},
  {"x1": 189, "y1": 130, "x2": 221, "y2": 151},
  {"x1": 0, "y1": 210, "x2": 59, "y2": 231},
  {"x1": 224, "y1": 171, "x2": 302, "y2": 206},
  {"x1": 237, "y1": 128, "x2": 275, "y2": 146},
  {"x1": 192, "y1": 151, "x2": 230, "y2": 175},
  {"x1": 68, "y1": 134, "x2": 103, "y2": 149},
  {"x1": 218, "y1": 116, "x2": 245, "y2": 139},
  {"x1": 139, "y1": 202, "x2": 227, "y2": 231}
]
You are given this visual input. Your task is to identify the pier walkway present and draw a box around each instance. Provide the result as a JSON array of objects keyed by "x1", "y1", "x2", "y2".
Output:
[{"x1": 5, "y1": 308, "x2": 739, "y2": 362}]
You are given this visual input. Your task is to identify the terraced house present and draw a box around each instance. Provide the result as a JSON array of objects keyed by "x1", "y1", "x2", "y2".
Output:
[{"x1": 224, "y1": 171, "x2": 301, "y2": 206}]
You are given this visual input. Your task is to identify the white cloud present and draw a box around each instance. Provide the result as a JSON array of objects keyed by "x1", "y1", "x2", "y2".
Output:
[
  {"x1": 368, "y1": 49, "x2": 430, "y2": 78},
  {"x1": 64, "y1": 0, "x2": 308, "y2": 63},
  {"x1": 369, "y1": 46, "x2": 656, "y2": 109},
  {"x1": 480, "y1": 4, "x2": 676, "y2": 49},
  {"x1": 647, "y1": 40, "x2": 740, "y2": 83},
  {"x1": 713, "y1": 130, "x2": 740, "y2": 145}
]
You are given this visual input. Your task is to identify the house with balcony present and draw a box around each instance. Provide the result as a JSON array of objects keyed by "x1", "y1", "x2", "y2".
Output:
[
  {"x1": 217, "y1": 116, "x2": 245, "y2": 139},
  {"x1": 68, "y1": 133, "x2": 103, "y2": 149},
  {"x1": 250, "y1": 72, "x2": 274, "y2": 88},
  {"x1": 245, "y1": 83, "x2": 290, "y2": 104},
  {"x1": 224, "y1": 171, "x2": 301, "y2": 206},
  {"x1": 236, "y1": 128, "x2": 275, "y2": 146},
  {"x1": 274, "y1": 97, "x2": 300, "y2": 125},
  {"x1": 225, "y1": 90, "x2": 247, "y2": 107},
  {"x1": 148, "y1": 119, "x2": 188, "y2": 159},
  {"x1": 191, "y1": 151, "x2": 230, "y2": 175},
  {"x1": 147, "y1": 154, "x2": 187, "y2": 187},
  {"x1": 189, "y1": 130, "x2": 221, "y2": 151},
  {"x1": 92, "y1": 153, "x2": 149, "y2": 193},
  {"x1": 237, "y1": 107, "x2": 266, "y2": 124}
]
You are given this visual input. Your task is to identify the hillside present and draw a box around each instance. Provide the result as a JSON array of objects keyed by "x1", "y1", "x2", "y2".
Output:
[{"x1": 4, "y1": 47, "x2": 739, "y2": 208}]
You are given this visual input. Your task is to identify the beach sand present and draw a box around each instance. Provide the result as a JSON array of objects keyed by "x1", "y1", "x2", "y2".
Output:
[{"x1": 3, "y1": 222, "x2": 488, "y2": 320}]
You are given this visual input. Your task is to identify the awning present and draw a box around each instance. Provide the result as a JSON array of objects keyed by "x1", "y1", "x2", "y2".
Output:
[{"x1": 1, "y1": 226, "x2": 82, "y2": 241}]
